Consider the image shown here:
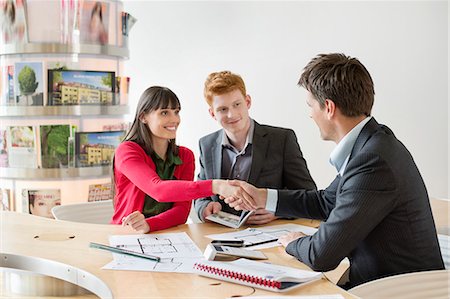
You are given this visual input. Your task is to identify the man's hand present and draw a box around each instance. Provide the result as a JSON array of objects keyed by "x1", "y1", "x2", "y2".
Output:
[
  {"x1": 202, "y1": 202, "x2": 222, "y2": 221},
  {"x1": 224, "y1": 180, "x2": 267, "y2": 211},
  {"x1": 278, "y1": 231, "x2": 307, "y2": 247},
  {"x1": 212, "y1": 179, "x2": 254, "y2": 208},
  {"x1": 122, "y1": 211, "x2": 150, "y2": 234},
  {"x1": 246, "y1": 208, "x2": 277, "y2": 225}
]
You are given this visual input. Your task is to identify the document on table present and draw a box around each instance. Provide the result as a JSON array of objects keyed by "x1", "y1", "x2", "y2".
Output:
[
  {"x1": 206, "y1": 223, "x2": 318, "y2": 250},
  {"x1": 102, "y1": 232, "x2": 204, "y2": 273}
]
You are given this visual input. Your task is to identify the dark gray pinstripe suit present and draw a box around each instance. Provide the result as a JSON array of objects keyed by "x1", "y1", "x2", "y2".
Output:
[{"x1": 277, "y1": 118, "x2": 444, "y2": 288}]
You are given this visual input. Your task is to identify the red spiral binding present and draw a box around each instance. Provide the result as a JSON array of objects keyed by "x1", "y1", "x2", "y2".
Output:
[{"x1": 194, "y1": 263, "x2": 282, "y2": 289}]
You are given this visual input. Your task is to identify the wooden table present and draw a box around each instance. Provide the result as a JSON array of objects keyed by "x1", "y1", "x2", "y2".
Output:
[{"x1": 1, "y1": 211, "x2": 355, "y2": 298}]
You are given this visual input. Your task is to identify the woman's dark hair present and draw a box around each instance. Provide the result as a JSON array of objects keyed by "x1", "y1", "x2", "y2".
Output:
[{"x1": 111, "y1": 86, "x2": 181, "y2": 201}]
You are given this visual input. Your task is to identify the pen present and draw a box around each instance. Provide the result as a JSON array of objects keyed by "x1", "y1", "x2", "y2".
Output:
[
  {"x1": 89, "y1": 242, "x2": 161, "y2": 262},
  {"x1": 243, "y1": 238, "x2": 278, "y2": 247}
]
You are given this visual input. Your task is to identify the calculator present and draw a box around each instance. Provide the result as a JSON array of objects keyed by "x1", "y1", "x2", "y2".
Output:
[{"x1": 204, "y1": 244, "x2": 267, "y2": 260}]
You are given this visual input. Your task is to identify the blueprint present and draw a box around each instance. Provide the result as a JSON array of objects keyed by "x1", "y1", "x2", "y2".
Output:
[{"x1": 102, "y1": 232, "x2": 204, "y2": 273}]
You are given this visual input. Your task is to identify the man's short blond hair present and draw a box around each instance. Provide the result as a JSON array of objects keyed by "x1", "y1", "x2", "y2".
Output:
[{"x1": 204, "y1": 71, "x2": 246, "y2": 106}]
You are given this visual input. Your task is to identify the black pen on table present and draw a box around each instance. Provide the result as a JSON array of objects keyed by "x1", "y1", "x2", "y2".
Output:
[
  {"x1": 243, "y1": 238, "x2": 279, "y2": 247},
  {"x1": 89, "y1": 242, "x2": 161, "y2": 262}
]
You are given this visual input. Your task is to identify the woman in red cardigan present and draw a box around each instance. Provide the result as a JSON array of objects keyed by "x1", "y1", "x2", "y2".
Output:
[{"x1": 111, "y1": 86, "x2": 240, "y2": 233}]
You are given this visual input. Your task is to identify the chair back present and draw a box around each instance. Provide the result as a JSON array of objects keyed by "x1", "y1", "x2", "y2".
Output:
[
  {"x1": 438, "y1": 234, "x2": 450, "y2": 269},
  {"x1": 430, "y1": 197, "x2": 450, "y2": 234},
  {"x1": 348, "y1": 270, "x2": 450, "y2": 299},
  {"x1": 52, "y1": 200, "x2": 114, "y2": 224}
]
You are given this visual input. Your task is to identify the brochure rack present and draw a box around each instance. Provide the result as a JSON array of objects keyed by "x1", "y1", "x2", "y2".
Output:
[{"x1": 0, "y1": 0, "x2": 134, "y2": 215}]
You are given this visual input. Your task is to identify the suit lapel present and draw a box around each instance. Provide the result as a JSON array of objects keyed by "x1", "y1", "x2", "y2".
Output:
[
  {"x1": 211, "y1": 131, "x2": 223, "y2": 179},
  {"x1": 248, "y1": 122, "x2": 268, "y2": 185}
]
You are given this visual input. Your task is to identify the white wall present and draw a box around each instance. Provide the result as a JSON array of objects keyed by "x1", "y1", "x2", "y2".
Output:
[{"x1": 123, "y1": 1, "x2": 448, "y2": 198}]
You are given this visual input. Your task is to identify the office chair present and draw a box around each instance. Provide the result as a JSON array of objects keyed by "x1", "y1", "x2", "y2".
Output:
[
  {"x1": 348, "y1": 270, "x2": 450, "y2": 299},
  {"x1": 52, "y1": 200, "x2": 114, "y2": 224}
]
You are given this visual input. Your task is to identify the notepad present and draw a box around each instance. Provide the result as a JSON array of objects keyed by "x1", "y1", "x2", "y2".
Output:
[
  {"x1": 193, "y1": 258, "x2": 322, "y2": 292},
  {"x1": 206, "y1": 210, "x2": 254, "y2": 228}
]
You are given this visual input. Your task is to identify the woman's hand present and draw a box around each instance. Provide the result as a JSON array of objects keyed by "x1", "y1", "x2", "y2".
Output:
[{"x1": 122, "y1": 211, "x2": 150, "y2": 233}]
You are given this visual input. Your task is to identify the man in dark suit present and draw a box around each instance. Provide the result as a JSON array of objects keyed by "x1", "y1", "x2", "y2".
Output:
[
  {"x1": 194, "y1": 71, "x2": 316, "y2": 225},
  {"x1": 225, "y1": 54, "x2": 444, "y2": 288}
]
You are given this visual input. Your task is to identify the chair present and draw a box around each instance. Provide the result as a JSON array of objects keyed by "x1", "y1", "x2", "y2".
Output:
[
  {"x1": 348, "y1": 270, "x2": 450, "y2": 299},
  {"x1": 430, "y1": 197, "x2": 450, "y2": 235},
  {"x1": 438, "y1": 234, "x2": 450, "y2": 269},
  {"x1": 51, "y1": 200, "x2": 114, "y2": 224}
]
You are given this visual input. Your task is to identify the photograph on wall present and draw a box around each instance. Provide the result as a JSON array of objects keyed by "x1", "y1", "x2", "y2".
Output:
[
  {"x1": 14, "y1": 62, "x2": 44, "y2": 105},
  {"x1": 75, "y1": 130, "x2": 125, "y2": 167},
  {"x1": 88, "y1": 182, "x2": 112, "y2": 202},
  {"x1": 48, "y1": 69, "x2": 115, "y2": 105},
  {"x1": 40, "y1": 124, "x2": 71, "y2": 168},
  {"x1": 0, "y1": 128, "x2": 8, "y2": 167},
  {"x1": 79, "y1": 0, "x2": 109, "y2": 45},
  {"x1": 24, "y1": 189, "x2": 61, "y2": 218},
  {"x1": 6, "y1": 125, "x2": 38, "y2": 168},
  {"x1": 0, "y1": 0, "x2": 28, "y2": 44},
  {"x1": 0, "y1": 188, "x2": 13, "y2": 211}
]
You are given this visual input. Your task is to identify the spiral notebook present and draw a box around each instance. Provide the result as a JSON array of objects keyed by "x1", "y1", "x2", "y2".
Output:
[{"x1": 193, "y1": 258, "x2": 322, "y2": 292}]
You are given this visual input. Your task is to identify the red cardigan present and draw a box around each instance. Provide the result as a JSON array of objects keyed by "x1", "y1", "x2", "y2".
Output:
[{"x1": 111, "y1": 141, "x2": 213, "y2": 231}]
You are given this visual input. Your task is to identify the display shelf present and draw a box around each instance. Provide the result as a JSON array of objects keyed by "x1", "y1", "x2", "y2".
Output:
[
  {"x1": 0, "y1": 105, "x2": 130, "y2": 117},
  {"x1": 0, "y1": 43, "x2": 129, "y2": 59},
  {"x1": 0, "y1": 0, "x2": 132, "y2": 214},
  {"x1": 0, "y1": 166, "x2": 111, "y2": 179}
]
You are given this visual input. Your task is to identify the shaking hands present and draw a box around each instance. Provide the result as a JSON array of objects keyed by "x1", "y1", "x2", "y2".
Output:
[{"x1": 211, "y1": 180, "x2": 268, "y2": 212}]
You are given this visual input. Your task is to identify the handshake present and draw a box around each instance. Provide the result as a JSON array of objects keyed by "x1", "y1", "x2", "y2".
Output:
[{"x1": 211, "y1": 180, "x2": 268, "y2": 212}]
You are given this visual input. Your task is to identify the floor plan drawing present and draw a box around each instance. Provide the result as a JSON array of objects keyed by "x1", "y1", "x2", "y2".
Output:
[{"x1": 102, "y1": 232, "x2": 205, "y2": 273}]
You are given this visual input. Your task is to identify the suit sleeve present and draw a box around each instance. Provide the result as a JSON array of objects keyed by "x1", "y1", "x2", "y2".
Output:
[
  {"x1": 145, "y1": 151, "x2": 194, "y2": 231},
  {"x1": 115, "y1": 142, "x2": 213, "y2": 202},
  {"x1": 193, "y1": 140, "x2": 213, "y2": 222},
  {"x1": 282, "y1": 130, "x2": 317, "y2": 190},
  {"x1": 280, "y1": 152, "x2": 398, "y2": 272}
]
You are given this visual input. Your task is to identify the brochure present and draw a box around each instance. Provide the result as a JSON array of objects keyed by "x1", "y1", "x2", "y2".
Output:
[{"x1": 206, "y1": 210, "x2": 254, "y2": 229}]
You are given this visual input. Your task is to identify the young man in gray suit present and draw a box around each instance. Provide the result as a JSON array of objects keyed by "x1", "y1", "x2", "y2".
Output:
[
  {"x1": 194, "y1": 71, "x2": 316, "y2": 225},
  {"x1": 225, "y1": 54, "x2": 444, "y2": 288}
]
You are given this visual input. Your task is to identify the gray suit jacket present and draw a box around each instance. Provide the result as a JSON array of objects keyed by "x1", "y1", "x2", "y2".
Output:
[
  {"x1": 194, "y1": 121, "x2": 316, "y2": 220},
  {"x1": 277, "y1": 118, "x2": 444, "y2": 288}
]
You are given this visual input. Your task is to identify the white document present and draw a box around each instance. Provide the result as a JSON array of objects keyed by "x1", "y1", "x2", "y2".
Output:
[
  {"x1": 102, "y1": 232, "x2": 204, "y2": 273},
  {"x1": 207, "y1": 224, "x2": 318, "y2": 249}
]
